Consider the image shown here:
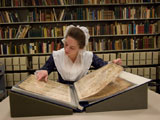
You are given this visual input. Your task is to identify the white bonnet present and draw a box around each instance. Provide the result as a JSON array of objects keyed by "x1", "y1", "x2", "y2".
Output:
[{"x1": 62, "y1": 25, "x2": 90, "y2": 47}]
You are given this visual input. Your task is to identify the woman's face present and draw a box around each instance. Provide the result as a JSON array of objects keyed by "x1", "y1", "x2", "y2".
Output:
[{"x1": 64, "y1": 36, "x2": 80, "y2": 59}]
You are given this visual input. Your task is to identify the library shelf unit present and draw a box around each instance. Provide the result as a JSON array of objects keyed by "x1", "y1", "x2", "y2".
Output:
[{"x1": 0, "y1": 0, "x2": 160, "y2": 94}]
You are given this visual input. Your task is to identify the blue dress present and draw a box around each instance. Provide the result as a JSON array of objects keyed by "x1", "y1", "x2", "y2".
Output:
[{"x1": 40, "y1": 54, "x2": 108, "y2": 84}]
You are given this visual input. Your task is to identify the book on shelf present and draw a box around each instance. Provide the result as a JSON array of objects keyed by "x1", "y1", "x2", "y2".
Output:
[
  {"x1": 52, "y1": 8, "x2": 57, "y2": 21},
  {"x1": 1, "y1": 21, "x2": 157, "y2": 39},
  {"x1": 15, "y1": 25, "x2": 31, "y2": 39},
  {"x1": 11, "y1": 63, "x2": 151, "y2": 111}
]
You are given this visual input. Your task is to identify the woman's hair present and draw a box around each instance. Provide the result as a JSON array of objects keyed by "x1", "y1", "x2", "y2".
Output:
[{"x1": 66, "y1": 27, "x2": 85, "y2": 49}]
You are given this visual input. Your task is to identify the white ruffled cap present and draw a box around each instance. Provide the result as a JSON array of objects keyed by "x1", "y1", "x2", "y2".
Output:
[{"x1": 62, "y1": 25, "x2": 90, "y2": 48}]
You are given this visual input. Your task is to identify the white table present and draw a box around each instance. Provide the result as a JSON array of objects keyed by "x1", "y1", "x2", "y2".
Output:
[{"x1": 0, "y1": 90, "x2": 160, "y2": 120}]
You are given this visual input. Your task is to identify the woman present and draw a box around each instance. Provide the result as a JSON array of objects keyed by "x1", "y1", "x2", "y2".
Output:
[{"x1": 35, "y1": 25, "x2": 122, "y2": 83}]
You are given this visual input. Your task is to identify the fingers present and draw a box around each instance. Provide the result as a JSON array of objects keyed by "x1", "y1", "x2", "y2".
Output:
[
  {"x1": 112, "y1": 58, "x2": 122, "y2": 65},
  {"x1": 35, "y1": 70, "x2": 48, "y2": 82},
  {"x1": 37, "y1": 72, "x2": 44, "y2": 81},
  {"x1": 116, "y1": 58, "x2": 122, "y2": 65},
  {"x1": 35, "y1": 72, "x2": 40, "y2": 80},
  {"x1": 44, "y1": 76, "x2": 48, "y2": 82}
]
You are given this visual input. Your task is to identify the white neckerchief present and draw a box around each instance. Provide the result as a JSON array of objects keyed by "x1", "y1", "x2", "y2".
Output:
[{"x1": 52, "y1": 48, "x2": 93, "y2": 82}]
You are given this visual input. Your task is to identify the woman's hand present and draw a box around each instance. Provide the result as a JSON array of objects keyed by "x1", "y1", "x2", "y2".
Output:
[
  {"x1": 112, "y1": 58, "x2": 122, "y2": 65},
  {"x1": 35, "y1": 70, "x2": 48, "y2": 82}
]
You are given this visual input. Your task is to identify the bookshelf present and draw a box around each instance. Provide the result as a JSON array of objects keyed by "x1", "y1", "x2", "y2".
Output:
[{"x1": 0, "y1": 0, "x2": 160, "y2": 94}]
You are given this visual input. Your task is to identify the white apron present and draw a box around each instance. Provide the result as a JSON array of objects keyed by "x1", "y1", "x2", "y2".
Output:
[{"x1": 52, "y1": 48, "x2": 93, "y2": 82}]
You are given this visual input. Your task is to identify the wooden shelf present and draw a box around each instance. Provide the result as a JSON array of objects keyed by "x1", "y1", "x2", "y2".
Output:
[
  {"x1": 0, "y1": 48, "x2": 160, "y2": 57},
  {"x1": 1, "y1": 18, "x2": 160, "y2": 26},
  {"x1": 0, "y1": 33, "x2": 159, "y2": 42},
  {"x1": 0, "y1": 2, "x2": 160, "y2": 10}
]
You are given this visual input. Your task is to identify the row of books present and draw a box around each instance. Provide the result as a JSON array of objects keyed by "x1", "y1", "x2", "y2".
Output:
[
  {"x1": 114, "y1": 6, "x2": 157, "y2": 19},
  {"x1": 88, "y1": 22, "x2": 158, "y2": 35},
  {"x1": 0, "y1": 36, "x2": 157, "y2": 55},
  {"x1": 0, "y1": 7, "x2": 158, "y2": 23},
  {"x1": 0, "y1": 11, "x2": 20, "y2": 23},
  {"x1": 0, "y1": 22, "x2": 158, "y2": 39},
  {"x1": 0, "y1": 37, "x2": 157, "y2": 55},
  {"x1": 119, "y1": 51, "x2": 159, "y2": 65},
  {"x1": 0, "y1": 50, "x2": 158, "y2": 71},
  {"x1": 96, "y1": 51, "x2": 159, "y2": 66},
  {"x1": 4, "y1": 26, "x2": 66, "y2": 38},
  {"x1": 88, "y1": 37, "x2": 157, "y2": 51},
  {"x1": 25, "y1": 7, "x2": 158, "y2": 22},
  {"x1": 32, "y1": 55, "x2": 50, "y2": 69},
  {"x1": 29, "y1": 41, "x2": 62, "y2": 54},
  {"x1": 66, "y1": 7, "x2": 157, "y2": 20},
  {"x1": 0, "y1": 0, "x2": 159, "y2": 7},
  {"x1": 5, "y1": 72, "x2": 29, "y2": 87},
  {"x1": 33, "y1": 22, "x2": 157, "y2": 35},
  {"x1": 0, "y1": 41, "x2": 63, "y2": 55},
  {"x1": 97, "y1": 51, "x2": 159, "y2": 66},
  {"x1": 15, "y1": 25, "x2": 31, "y2": 38},
  {"x1": 124, "y1": 67, "x2": 157, "y2": 79},
  {"x1": 0, "y1": 57, "x2": 28, "y2": 71},
  {"x1": 0, "y1": 25, "x2": 31, "y2": 39},
  {"x1": 1, "y1": 50, "x2": 159, "y2": 72}
]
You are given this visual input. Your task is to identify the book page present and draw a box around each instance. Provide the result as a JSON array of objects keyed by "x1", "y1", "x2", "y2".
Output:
[
  {"x1": 18, "y1": 75, "x2": 71, "y2": 104},
  {"x1": 74, "y1": 63, "x2": 123, "y2": 101},
  {"x1": 82, "y1": 77, "x2": 134, "y2": 102}
]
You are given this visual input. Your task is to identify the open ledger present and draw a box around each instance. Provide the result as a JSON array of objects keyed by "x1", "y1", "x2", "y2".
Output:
[{"x1": 11, "y1": 63, "x2": 151, "y2": 111}]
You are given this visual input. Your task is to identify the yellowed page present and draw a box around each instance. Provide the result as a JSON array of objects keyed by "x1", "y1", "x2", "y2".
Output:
[
  {"x1": 18, "y1": 75, "x2": 71, "y2": 103},
  {"x1": 82, "y1": 77, "x2": 134, "y2": 102},
  {"x1": 74, "y1": 63, "x2": 123, "y2": 101}
]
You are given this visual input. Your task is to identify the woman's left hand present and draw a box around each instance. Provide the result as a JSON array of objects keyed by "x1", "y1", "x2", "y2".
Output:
[{"x1": 112, "y1": 58, "x2": 122, "y2": 65}]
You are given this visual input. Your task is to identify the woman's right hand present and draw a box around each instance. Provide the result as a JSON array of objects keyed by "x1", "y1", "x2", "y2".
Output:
[{"x1": 35, "y1": 70, "x2": 48, "y2": 82}]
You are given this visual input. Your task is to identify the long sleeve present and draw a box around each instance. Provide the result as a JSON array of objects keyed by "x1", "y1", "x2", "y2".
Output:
[
  {"x1": 40, "y1": 54, "x2": 56, "y2": 74},
  {"x1": 91, "y1": 54, "x2": 108, "y2": 69}
]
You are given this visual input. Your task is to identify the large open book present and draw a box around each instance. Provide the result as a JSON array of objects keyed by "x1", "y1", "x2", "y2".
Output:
[{"x1": 11, "y1": 63, "x2": 150, "y2": 111}]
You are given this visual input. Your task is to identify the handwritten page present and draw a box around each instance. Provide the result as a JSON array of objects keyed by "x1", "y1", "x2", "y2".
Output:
[
  {"x1": 74, "y1": 63, "x2": 124, "y2": 101},
  {"x1": 18, "y1": 75, "x2": 71, "y2": 103},
  {"x1": 82, "y1": 77, "x2": 134, "y2": 102}
]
